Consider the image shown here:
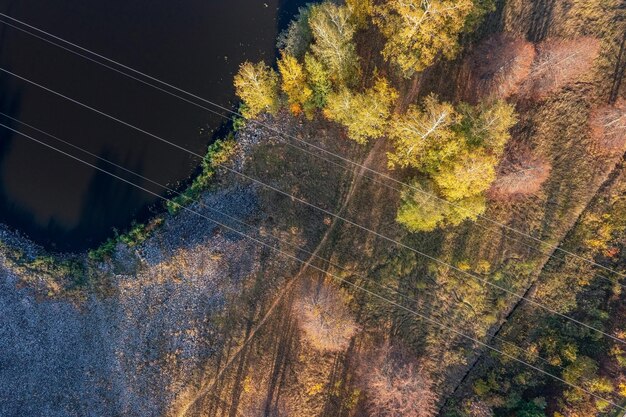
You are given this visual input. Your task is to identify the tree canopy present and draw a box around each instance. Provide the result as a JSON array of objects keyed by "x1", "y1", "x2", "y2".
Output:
[
  {"x1": 374, "y1": 0, "x2": 474, "y2": 77},
  {"x1": 387, "y1": 94, "x2": 459, "y2": 170},
  {"x1": 234, "y1": 61, "x2": 280, "y2": 118},
  {"x1": 309, "y1": 2, "x2": 360, "y2": 86},
  {"x1": 431, "y1": 149, "x2": 497, "y2": 201},
  {"x1": 278, "y1": 53, "x2": 313, "y2": 115},
  {"x1": 324, "y1": 77, "x2": 398, "y2": 143},
  {"x1": 396, "y1": 179, "x2": 486, "y2": 232},
  {"x1": 390, "y1": 97, "x2": 516, "y2": 230}
]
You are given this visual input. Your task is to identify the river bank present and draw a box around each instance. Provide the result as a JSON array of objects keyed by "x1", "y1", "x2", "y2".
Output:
[{"x1": 0, "y1": 116, "x2": 279, "y2": 415}]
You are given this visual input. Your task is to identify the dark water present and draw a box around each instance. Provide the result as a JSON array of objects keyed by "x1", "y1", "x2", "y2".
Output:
[{"x1": 0, "y1": 0, "x2": 303, "y2": 251}]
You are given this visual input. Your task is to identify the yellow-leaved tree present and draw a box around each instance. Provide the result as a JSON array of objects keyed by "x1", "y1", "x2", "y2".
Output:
[
  {"x1": 277, "y1": 53, "x2": 312, "y2": 115},
  {"x1": 304, "y1": 52, "x2": 333, "y2": 111},
  {"x1": 308, "y1": 2, "x2": 360, "y2": 86},
  {"x1": 233, "y1": 61, "x2": 280, "y2": 118},
  {"x1": 374, "y1": 0, "x2": 474, "y2": 77},
  {"x1": 391, "y1": 98, "x2": 517, "y2": 232},
  {"x1": 459, "y1": 100, "x2": 517, "y2": 156},
  {"x1": 396, "y1": 180, "x2": 486, "y2": 232},
  {"x1": 324, "y1": 77, "x2": 398, "y2": 144},
  {"x1": 346, "y1": 0, "x2": 374, "y2": 28},
  {"x1": 387, "y1": 94, "x2": 460, "y2": 170},
  {"x1": 431, "y1": 149, "x2": 497, "y2": 201}
]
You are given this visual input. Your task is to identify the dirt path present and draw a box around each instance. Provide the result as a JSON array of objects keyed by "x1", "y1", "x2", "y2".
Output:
[{"x1": 173, "y1": 138, "x2": 386, "y2": 417}]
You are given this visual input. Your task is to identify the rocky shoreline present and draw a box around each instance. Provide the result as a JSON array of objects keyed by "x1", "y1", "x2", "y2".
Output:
[{"x1": 0, "y1": 119, "x2": 280, "y2": 416}]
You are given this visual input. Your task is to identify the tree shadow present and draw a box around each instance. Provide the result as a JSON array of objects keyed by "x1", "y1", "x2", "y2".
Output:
[
  {"x1": 527, "y1": 0, "x2": 556, "y2": 42},
  {"x1": 70, "y1": 146, "x2": 151, "y2": 250}
]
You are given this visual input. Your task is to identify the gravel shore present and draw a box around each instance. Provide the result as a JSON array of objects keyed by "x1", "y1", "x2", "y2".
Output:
[{"x1": 0, "y1": 122, "x2": 271, "y2": 417}]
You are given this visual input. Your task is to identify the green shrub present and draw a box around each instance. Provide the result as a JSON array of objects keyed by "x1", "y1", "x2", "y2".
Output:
[{"x1": 167, "y1": 137, "x2": 237, "y2": 214}]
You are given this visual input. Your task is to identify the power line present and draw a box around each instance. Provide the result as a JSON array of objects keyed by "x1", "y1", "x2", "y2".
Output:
[
  {"x1": 0, "y1": 13, "x2": 623, "y2": 284},
  {"x1": 5, "y1": 123, "x2": 624, "y2": 414},
  {"x1": 0, "y1": 3, "x2": 590, "y2": 283},
  {"x1": 1, "y1": 111, "x2": 574, "y2": 378},
  {"x1": 1, "y1": 66, "x2": 623, "y2": 346}
]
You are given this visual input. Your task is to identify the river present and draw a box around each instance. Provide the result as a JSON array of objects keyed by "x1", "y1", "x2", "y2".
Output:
[{"x1": 0, "y1": 0, "x2": 304, "y2": 251}]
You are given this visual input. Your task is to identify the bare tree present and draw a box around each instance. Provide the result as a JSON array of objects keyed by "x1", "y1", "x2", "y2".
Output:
[
  {"x1": 590, "y1": 98, "x2": 626, "y2": 152},
  {"x1": 363, "y1": 344, "x2": 438, "y2": 417},
  {"x1": 489, "y1": 144, "x2": 551, "y2": 198},
  {"x1": 294, "y1": 283, "x2": 358, "y2": 352},
  {"x1": 467, "y1": 33, "x2": 536, "y2": 100},
  {"x1": 463, "y1": 399, "x2": 494, "y2": 417},
  {"x1": 523, "y1": 37, "x2": 601, "y2": 99}
]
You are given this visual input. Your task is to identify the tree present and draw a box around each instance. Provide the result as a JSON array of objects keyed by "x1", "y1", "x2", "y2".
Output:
[
  {"x1": 431, "y1": 149, "x2": 497, "y2": 201},
  {"x1": 459, "y1": 100, "x2": 517, "y2": 156},
  {"x1": 397, "y1": 181, "x2": 449, "y2": 232},
  {"x1": 234, "y1": 61, "x2": 280, "y2": 118},
  {"x1": 524, "y1": 37, "x2": 601, "y2": 99},
  {"x1": 516, "y1": 399, "x2": 547, "y2": 417},
  {"x1": 590, "y1": 98, "x2": 626, "y2": 152},
  {"x1": 346, "y1": 0, "x2": 374, "y2": 28},
  {"x1": 387, "y1": 94, "x2": 460, "y2": 170},
  {"x1": 324, "y1": 77, "x2": 398, "y2": 144},
  {"x1": 276, "y1": 6, "x2": 313, "y2": 59},
  {"x1": 489, "y1": 145, "x2": 551, "y2": 198},
  {"x1": 562, "y1": 356, "x2": 614, "y2": 413},
  {"x1": 463, "y1": 399, "x2": 494, "y2": 417},
  {"x1": 308, "y1": 2, "x2": 360, "y2": 86},
  {"x1": 295, "y1": 283, "x2": 359, "y2": 352},
  {"x1": 389, "y1": 98, "x2": 515, "y2": 231},
  {"x1": 364, "y1": 344, "x2": 438, "y2": 417},
  {"x1": 396, "y1": 179, "x2": 486, "y2": 232},
  {"x1": 387, "y1": 98, "x2": 516, "y2": 171},
  {"x1": 466, "y1": 33, "x2": 536, "y2": 100},
  {"x1": 374, "y1": 0, "x2": 474, "y2": 77},
  {"x1": 304, "y1": 52, "x2": 333, "y2": 110},
  {"x1": 277, "y1": 53, "x2": 312, "y2": 115},
  {"x1": 421, "y1": 101, "x2": 516, "y2": 200}
]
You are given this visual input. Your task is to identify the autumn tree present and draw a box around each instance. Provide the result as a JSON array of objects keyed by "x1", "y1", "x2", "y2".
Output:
[
  {"x1": 396, "y1": 180, "x2": 486, "y2": 232},
  {"x1": 466, "y1": 33, "x2": 536, "y2": 100},
  {"x1": 489, "y1": 145, "x2": 551, "y2": 198},
  {"x1": 308, "y1": 2, "x2": 360, "y2": 86},
  {"x1": 458, "y1": 101, "x2": 516, "y2": 154},
  {"x1": 276, "y1": 6, "x2": 313, "y2": 59},
  {"x1": 234, "y1": 61, "x2": 280, "y2": 118},
  {"x1": 561, "y1": 356, "x2": 614, "y2": 414},
  {"x1": 324, "y1": 77, "x2": 398, "y2": 143},
  {"x1": 590, "y1": 98, "x2": 626, "y2": 152},
  {"x1": 363, "y1": 344, "x2": 438, "y2": 417},
  {"x1": 278, "y1": 53, "x2": 312, "y2": 115},
  {"x1": 428, "y1": 101, "x2": 517, "y2": 200},
  {"x1": 431, "y1": 149, "x2": 497, "y2": 200},
  {"x1": 524, "y1": 37, "x2": 601, "y2": 99},
  {"x1": 388, "y1": 98, "x2": 515, "y2": 200},
  {"x1": 295, "y1": 282, "x2": 359, "y2": 352},
  {"x1": 387, "y1": 94, "x2": 460, "y2": 170},
  {"x1": 374, "y1": 0, "x2": 474, "y2": 77},
  {"x1": 391, "y1": 99, "x2": 516, "y2": 232},
  {"x1": 346, "y1": 0, "x2": 374, "y2": 28},
  {"x1": 304, "y1": 53, "x2": 333, "y2": 110}
]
